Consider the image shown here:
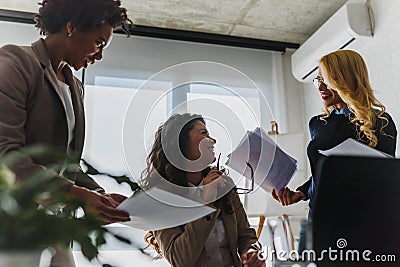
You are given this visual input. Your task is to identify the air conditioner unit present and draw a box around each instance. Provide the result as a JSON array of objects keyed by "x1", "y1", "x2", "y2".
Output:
[{"x1": 291, "y1": 2, "x2": 373, "y2": 83}]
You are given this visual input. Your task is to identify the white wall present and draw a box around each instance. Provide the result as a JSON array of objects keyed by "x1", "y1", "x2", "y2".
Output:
[
  {"x1": 300, "y1": 0, "x2": 400, "y2": 159},
  {"x1": 282, "y1": 50, "x2": 305, "y2": 133},
  {"x1": 0, "y1": 20, "x2": 41, "y2": 46}
]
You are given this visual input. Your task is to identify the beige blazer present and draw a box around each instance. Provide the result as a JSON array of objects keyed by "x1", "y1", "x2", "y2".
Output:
[
  {"x1": 154, "y1": 190, "x2": 259, "y2": 267},
  {"x1": 0, "y1": 39, "x2": 100, "y2": 190}
]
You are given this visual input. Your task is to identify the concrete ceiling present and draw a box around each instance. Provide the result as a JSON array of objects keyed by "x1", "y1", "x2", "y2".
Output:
[{"x1": 0, "y1": 0, "x2": 348, "y2": 44}]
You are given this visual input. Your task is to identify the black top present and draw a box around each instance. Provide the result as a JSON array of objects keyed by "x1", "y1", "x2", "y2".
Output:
[{"x1": 297, "y1": 109, "x2": 397, "y2": 216}]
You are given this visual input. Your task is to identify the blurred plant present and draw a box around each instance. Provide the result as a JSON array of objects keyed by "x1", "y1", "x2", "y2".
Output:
[
  {"x1": 0, "y1": 145, "x2": 142, "y2": 266},
  {"x1": 80, "y1": 159, "x2": 141, "y2": 192}
]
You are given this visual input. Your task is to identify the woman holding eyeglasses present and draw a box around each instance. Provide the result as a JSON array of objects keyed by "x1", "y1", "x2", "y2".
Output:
[
  {"x1": 272, "y1": 50, "x2": 397, "y2": 248},
  {"x1": 142, "y1": 113, "x2": 265, "y2": 267}
]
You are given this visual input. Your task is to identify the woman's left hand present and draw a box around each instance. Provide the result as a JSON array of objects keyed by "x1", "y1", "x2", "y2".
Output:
[
  {"x1": 101, "y1": 193, "x2": 127, "y2": 207},
  {"x1": 241, "y1": 249, "x2": 266, "y2": 267}
]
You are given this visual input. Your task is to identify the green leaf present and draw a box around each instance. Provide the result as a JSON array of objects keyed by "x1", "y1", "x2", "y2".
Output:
[
  {"x1": 95, "y1": 232, "x2": 107, "y2": 247},
  {"x1": 79, "y1": 236, "x2": 98, "y2": 261},
  {"x1": 0, "y1": 145, "x2": 141, "y2": 266},
  {"x1": 112, "y1": 234, "x2": 131, "y2": 245},
  {"x1": 80, "y1": 159, "x2": 141, "y2": 192}
]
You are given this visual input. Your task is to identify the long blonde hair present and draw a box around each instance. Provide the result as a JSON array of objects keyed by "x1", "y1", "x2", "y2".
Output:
[{"x1": 319, "y1": 50, "x2": 388, "y2": 147}]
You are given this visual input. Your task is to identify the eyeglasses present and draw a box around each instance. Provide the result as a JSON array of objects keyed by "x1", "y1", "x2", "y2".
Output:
[
  {"x1": 215, "y1": 153, "x2": 229, "y2": 175},
  {"x1": 235, "y1": 162, "x2": 254, "y2": 194},
  {"x1": 215, "y1": 154, "x2": 253, "y2": 194},
  {"x1": 312, "y1": 77, "x2": 326, "y2": 89}
]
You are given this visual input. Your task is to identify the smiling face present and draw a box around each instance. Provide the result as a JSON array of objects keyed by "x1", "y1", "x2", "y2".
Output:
[
  {"x1": 65, "y1": 23, "x2": 113, "y2": 71},
  {"x1": 316, "y1": 68, "x2": 346, "y2": 109},
  {"x1": 185, "y1": 121, "x2": 216, "y2": 165}
]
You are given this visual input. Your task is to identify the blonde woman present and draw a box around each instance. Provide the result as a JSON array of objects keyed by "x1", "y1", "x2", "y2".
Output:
[{"x1": 272, "y1": 50, "x2": 397, "y2": 247}]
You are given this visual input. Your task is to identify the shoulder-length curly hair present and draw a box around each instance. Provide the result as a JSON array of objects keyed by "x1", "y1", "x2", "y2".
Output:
[
  {"x1": 142, "y1": 114, "x2": 203, "y2": 257},
  {"x1": 140, "y1": 113, "x2": 205, "y2": 188},
  {"x1": 34, "y1": 0, "x2": 132, "y2": 35},
  {"x1": 141, "y1": 113, "x2": 235, "y2": 257},
  {"x1": 319, "y1": 50, "x2": 388, "y2": 147}
]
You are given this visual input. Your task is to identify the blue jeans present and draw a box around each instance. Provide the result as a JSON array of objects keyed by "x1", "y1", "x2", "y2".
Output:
[{"x1": 297, "y1": 213, "x2": 312, "y2": 254}]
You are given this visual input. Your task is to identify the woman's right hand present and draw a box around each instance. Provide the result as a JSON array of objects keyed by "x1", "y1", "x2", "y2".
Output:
[
  {"x1": 271, "y1": 187, "x2": 306, "y2": 206},
  {"x1": 68, "y1": 185, "x2": 130, "y2": 224},
  {"x1": 201, "y1": 169, "x2": 224, "y2": 204}
]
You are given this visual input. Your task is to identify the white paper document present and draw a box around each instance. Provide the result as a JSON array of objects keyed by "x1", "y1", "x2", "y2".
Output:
[
  {"x1": 225, "y1": 127, "x2": 297, "y2": 192},
  {"x1": 319, "y1": 138, "x2": 392, "y2": 158},
  {"x1": 117, "y1": 187, "x2": 216, "y2": 231}
]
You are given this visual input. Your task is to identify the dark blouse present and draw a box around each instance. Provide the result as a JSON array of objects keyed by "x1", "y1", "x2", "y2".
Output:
[{"x1": 297, "y1": 109, "x2": 397, "y2": 216}]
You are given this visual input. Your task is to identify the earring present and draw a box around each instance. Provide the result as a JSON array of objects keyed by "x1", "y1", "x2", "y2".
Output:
[{"x1": 68, "y1": 32, "x2": 72, "y2": 37}]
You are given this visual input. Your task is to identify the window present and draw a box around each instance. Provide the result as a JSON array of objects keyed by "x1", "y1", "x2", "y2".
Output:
[{"x1": 75, "y1": 77, "x2": 170, "y2": 266}]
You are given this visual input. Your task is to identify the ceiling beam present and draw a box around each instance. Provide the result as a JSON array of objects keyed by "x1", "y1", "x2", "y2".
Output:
[{"x1": 0, "y1": 9, "x2": 299, "y2": 52}]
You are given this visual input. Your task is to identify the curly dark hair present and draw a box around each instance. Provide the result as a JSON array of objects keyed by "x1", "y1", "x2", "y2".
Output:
[
  {"x1": 142, "y1": 113, "x2": 234, "y2": 258},
  {"x1": 141, "y1": 113, "x2": 234, "y2": 213},
  {"x1": 141, "y1": 113, "x2": 205, "y2": 188},
  {"x1": 34, "y1": 0, "x2": 132, "y2": 35}
]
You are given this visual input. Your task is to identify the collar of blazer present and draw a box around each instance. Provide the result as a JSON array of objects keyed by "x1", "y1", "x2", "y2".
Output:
[
  {"x1": 31, "y1": 38, "x2": 52, "y2": 69},
  {"x1": 30, "y1": 38, "x2": 81, "y2": 97},
  {"x1": 30, "y1": 38, "x2": 85, "y2": 155},
  {"x1": 30, "y1": 38, "x2": 74, "y2": 81},
  {"x1": 30, "y1": 38, "x2": 69, "y2": 116}
]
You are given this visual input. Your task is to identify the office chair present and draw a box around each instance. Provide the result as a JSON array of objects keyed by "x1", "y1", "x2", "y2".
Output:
[{"x1": 312, "y1": 156, "x2": 400, "y2": 267}]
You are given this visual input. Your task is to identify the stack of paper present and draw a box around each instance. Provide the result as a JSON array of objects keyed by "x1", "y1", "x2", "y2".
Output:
[
  {"x1": 319, "y1": 138, "x2": 392, "y2": 158},
  {"x1": 226, "y1": 127, "x2": 297, "y2": 192}
]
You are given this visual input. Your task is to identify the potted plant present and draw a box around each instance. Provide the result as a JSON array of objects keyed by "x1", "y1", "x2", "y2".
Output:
[{"x1": 0, "y1": 146, "x2": 140, "y2": 267}]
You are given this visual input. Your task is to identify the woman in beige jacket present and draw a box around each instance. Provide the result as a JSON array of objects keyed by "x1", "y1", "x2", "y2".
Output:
[{"x1": 142, "y1": 113, "x2": 266, "y2": 267}]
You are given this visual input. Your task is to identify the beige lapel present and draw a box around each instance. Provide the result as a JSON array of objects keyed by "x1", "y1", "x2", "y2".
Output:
[
  {"x1": 30, "y1": 39, "x2": 68, "y2": 114},
  {"x1": 30, "y1": 39, "x2": 85, "y2": 156}
]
